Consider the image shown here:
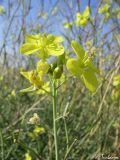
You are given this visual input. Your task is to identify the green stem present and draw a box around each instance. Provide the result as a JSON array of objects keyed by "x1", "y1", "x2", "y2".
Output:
[
  {"x1": 63, "y1": 118, "x2": 69, "y2": 152},
  {"x1": 64, "y1": 139, "x2": 77, "y2": 160},
  {"x1": 52, "y1": 79, "x2": 59, "y2": 160},
  {"x1": 0, "y1": 130, "x2": 4, "y2": 160}
]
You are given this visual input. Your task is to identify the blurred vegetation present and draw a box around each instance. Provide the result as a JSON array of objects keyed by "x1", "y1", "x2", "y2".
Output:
[{"x1": 0, "y1": 0, "x2": 120, "y2": 159}]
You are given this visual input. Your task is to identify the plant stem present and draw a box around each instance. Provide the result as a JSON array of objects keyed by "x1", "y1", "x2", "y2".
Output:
[
  {"x1": 52, "y1": 79, "x2": 59, "y2": 160},
  {"x1": 63, "y1": 118, "x2": 69, "y2": 152},
  {"x1": 0, "y1": 130, "x2": 4, "y2": 160}
]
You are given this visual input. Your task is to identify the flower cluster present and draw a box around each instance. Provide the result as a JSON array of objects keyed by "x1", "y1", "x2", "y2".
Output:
[
  {"x1": 98, "y1": 3, "x2": 111, "y2": 20},
  {"x1": 63, "y1": 6, "x2": 90, "y2": 29},
  {"x1": 20, "y1": 34, "x2": 64, "y2": 59},
  {"x1": 20, "y1": 34, "x2": 65, "y2": 93},
  {"x1": 20, "y1": 61, "x2": 50, "y2": 93},
  {"x1": 20, "y1": 33, "x2": 99, "y2": 93},
  {"x1": 75, "y1": 6, "x2": 90, "y2": 27},
  {"x1": 66, "y1": 41, "x2": 99, "y2": 92}
]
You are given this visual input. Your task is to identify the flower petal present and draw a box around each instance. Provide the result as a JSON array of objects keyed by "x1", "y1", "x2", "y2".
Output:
[
  {"x1": 20, "y1": 70, "x2": 33, "y2": 81},
  {"x1": 47, "y1": 44, "x2": 64, "y2": 56},
  {"x1": 66, "y1": 58, "x2": 83, "y2": 77},
  {"x1": 47, "y1": 34, "x2": 64, "y2": 43},
  {"x1": 37, "y1": 61, "x2": 49, "y2": 76},
  {"x1": 25, "y1": 34, "x2": 41, "y2": 43},
  {"x1": 87, "y1": 61, "x2": 100, "y2": 74},
  {"x1": 20, "y1": 43, "x2": 40, "y2": 55},
  {"x1": 82, "y1": 68, "x2": 99, "y2": 92},
  {"x1": 20, "y1": 86, "x2": 36, "y2": 93},
  {"x1": 83, "y1": 6, "x2": 90, "y2": 18},
  {"x1": 71, "y1": 41, "x2": 85, "y2": 60}
]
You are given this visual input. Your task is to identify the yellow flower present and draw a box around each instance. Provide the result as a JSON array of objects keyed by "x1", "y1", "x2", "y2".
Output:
[
  {"x1": 11, "y1": 90, "x2": 16, "y2": 97},
  {"x1": 112, "y1": 89, "x2": 120, "y2": 101},
  {"x1": 63, "y1": 22, "x2": 72, "y2": 29},
  {"x1": 25, "y1": 153, "x2": 32, "y2": 160},
  {"x1": 20, "y1": 61, "x2": 50, "y2": 93},
  {"x1": 28, "y1": 126, "x2": 45, "y2": 140},
  {"x1": 33, "y1": 127, "x2": 45, "y2": 134},
  {"x1": 98, "y1": 4, "x2": 110, "y2": 14},
  {"x1": 66, "y1": 41, "x2": 99, "y2": 92},
  {"x1": 113, "y1": 75, "x2": 120, "y2": 86},
  {"x1": 0, "y1": 5, "x2": 5, "y2": 15},
  {"x1": 36, "y1": 82, "x2": 50, "y2": 94},
  {"x1": 21, "y1": 70, "x2": 44, "y2": 88},
  {"x1": 75, "y1": 6, "x2": 90, "y2": 27},
  {"x1": 20, "y1": 34, "x2": 64, "y2": 60},
  {"x1": 37, "y1": 60, "x2": 49, "y2": 77},
  {"x1": 117, "y1": 12, "x2": 120, "y2": 19},
  {"x1": 112, "y1": 74, "x2": 120, "y2": 100}
]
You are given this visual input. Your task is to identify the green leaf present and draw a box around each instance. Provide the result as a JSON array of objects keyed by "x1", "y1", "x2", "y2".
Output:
[
  {"x1": 82, "y1": 68, "x2": 98, "y2": 92},
  {"x1": 71, "y1": 41, "x2": 85, "y2": 60}
]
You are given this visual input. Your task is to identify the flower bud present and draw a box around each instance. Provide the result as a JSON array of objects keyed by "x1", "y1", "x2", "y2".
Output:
[{"x1": 53, "y1": 66, "x2": 63, "y2": 79}]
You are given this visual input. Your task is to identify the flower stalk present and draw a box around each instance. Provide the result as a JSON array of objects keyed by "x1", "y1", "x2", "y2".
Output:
[{"x1": 52, "y1": 79, "x2": 59, "y2": 160}]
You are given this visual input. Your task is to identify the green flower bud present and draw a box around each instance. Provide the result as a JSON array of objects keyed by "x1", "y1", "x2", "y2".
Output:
[
  {"x1": 51, "y1": 62, "x2": 57, "y2": 71},
  {"x1": 48, "y1": 62, "x2": 57, "y2": 75},
  {"x1": 53, "y1": 66, "x2": 63, "y2": 79}
]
